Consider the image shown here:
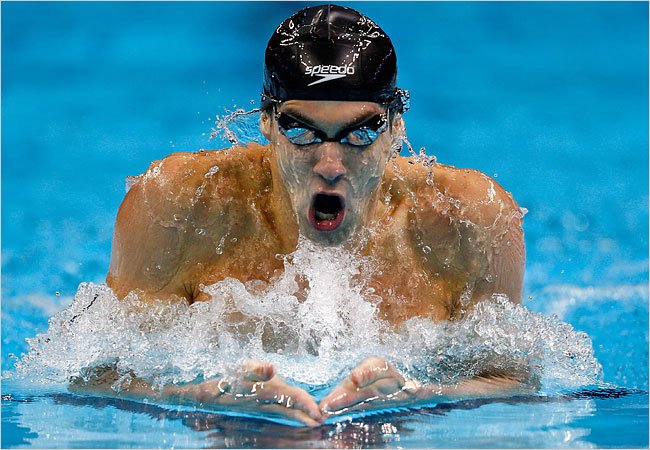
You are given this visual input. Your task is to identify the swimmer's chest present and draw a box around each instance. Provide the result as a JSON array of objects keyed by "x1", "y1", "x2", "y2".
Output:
[
  {"x1": 361, "y1": 230, "x2": 458, "y2": 324},
  {"x1": 185, "y1": 214, "x2": 458, "y2": 324}
]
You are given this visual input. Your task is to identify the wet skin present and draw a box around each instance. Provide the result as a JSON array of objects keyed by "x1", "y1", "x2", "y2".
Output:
[{"x1": 104, "y1": 101, "x2": 526, "y2": 425}]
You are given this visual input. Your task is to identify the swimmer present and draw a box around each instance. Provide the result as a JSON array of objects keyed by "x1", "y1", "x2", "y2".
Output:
[{"x1": 88, "y1": 4, "x2": 529, "y2": 426}]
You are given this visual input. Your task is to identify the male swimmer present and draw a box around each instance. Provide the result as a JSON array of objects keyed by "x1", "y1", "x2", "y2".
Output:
[{"x1": 88, "y1": 5, "x2": 529, "y2": 426}]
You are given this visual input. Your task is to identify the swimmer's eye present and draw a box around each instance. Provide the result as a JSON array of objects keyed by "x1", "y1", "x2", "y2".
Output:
[
  {"x1": 277, "y1": 114, "x2": 323, "y2": 146},
  {"x1": 282, "y1": 127, "x2": 323, "y2": 146},
  {"x1": 340, "y1": 114, "x2": 388, "y2": 147},
  {"x1": 341, "y1": 128, "x2": 380, "y2": 146},
  {"x1": 276, "y1": 112, "x2": 388, "y2": 147}
]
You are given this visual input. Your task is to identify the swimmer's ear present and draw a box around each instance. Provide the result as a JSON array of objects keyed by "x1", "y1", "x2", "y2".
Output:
[{"x1": 260, "y1": 111, "x2": 272, "y2": 140}]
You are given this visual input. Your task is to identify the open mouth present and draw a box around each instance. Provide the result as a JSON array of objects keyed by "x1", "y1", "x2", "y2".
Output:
[{"x1": 309, "y1": 193, "x2": 346, "y2": 232}]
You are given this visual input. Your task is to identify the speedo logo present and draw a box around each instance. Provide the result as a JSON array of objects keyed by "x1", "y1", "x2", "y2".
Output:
[{"x1": 305, "y1": 65, "x2": 355, "y2": 86}]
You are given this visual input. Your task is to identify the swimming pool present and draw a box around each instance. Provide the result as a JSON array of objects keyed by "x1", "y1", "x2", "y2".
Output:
[{"x1": 2, "y1": 2, "x2": 648, "y2": 447}]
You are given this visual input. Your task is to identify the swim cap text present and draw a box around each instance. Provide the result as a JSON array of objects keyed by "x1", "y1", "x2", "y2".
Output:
[
  {"x1": 305, "y1": 65, "x2": 355, "y2": 75},
  {"x1": 305, "y1": 65, "x2": 355, "y2": 87}
]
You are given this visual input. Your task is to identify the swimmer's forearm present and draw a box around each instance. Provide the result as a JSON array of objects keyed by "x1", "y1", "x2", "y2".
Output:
[
  {"x1": 69, "y1": 371, "x2": 227, "y2": 406},
  {"x1": 414, "y1": 375, "x2": 536, "y2": 404}
]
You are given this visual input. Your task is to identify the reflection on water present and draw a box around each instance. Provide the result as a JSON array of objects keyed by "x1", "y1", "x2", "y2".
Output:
[{"x1": 6, "y1": 387, "x2": 643, "y2": 448}]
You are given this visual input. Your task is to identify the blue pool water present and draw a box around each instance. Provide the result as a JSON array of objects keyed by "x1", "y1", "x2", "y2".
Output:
[{"x1": 2, "y1": 2, "x2": 648, "y2": 448}]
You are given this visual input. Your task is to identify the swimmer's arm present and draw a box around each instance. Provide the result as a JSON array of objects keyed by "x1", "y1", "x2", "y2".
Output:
[
  {"x1": 414, "y1": 169, "x2": 525, "y2": 309},
  {"x1": 107, "y1": 153, "x2": 235, "y2": 302},
  {"x1": 468, "y1": 207, "x2": 525, "y2": 306},
  {"x1": 422, "y1": 373, "x2": 536, "y2": 400},
  {"x1": 70, "y1": 361, "x2": 323, "y2": 427},
  {"x1": 107, "y1": 157, "x2": 194, "y2": 301},
  {"x1": 320, "y1": 357, "x2": 536, "y2": 417}
]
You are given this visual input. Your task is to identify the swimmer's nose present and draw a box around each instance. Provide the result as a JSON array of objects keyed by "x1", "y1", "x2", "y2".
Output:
[{"x1": 313, "y1": 144, "x2": 346, "y2": 183}]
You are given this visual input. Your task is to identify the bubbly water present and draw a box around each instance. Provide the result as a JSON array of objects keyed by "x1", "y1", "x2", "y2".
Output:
[{"x1": 13, "y1": 236, "x2": 603, "y2": 403}]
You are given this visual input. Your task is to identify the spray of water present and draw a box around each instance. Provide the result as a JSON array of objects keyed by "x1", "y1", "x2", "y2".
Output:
[
  {"x1": 13, "y1": 237, "x2": 602, "y2": 397},
  {"x1": 210, "y1": 106, "x2": 267, "y2": 148}
]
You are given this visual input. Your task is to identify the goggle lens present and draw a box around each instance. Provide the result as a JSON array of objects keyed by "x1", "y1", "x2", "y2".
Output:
[{"x1": 277, "y1": 113, "x2": 387, "y2": 147}]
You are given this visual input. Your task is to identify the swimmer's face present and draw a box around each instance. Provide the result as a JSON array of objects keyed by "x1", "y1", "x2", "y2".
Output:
[{"x1": 262, "y1": 100, "x2": 398, "y2": 245}]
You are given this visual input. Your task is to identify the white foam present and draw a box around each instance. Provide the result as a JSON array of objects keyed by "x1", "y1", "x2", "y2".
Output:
[{"x1": 11, "y1": 238, "x2": 603, "y2": 397}]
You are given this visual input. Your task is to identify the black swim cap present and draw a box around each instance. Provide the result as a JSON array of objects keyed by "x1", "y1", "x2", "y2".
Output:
[{"x1": 262, "y1": 4, "x2": 407, "y2": 111}]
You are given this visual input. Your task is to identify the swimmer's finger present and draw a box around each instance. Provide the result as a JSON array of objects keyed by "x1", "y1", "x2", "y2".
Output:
[
  {"x1": 319, "y1": 386, "x2": 359, "y2": 414},
  {"x1": 258, "y1": 403, "x2": 321, "y2": 427},
  {"x1": 350, "y1": 357, "x2": 404, "y2": 389},
  {"x1": 284, "y1": 390, "x2": 322, "y2": 421},
  {"x1": 319, "y1": 377, "x2": 370, "y2": 414},
  {"x1": 320, "y1": 377, "x2": 404, "y2": 414},
  {"x1": 320, "y1": 387, "x2": 381, "y2": 414},
  {"x1": 241, "y1": 360, "x2": 275, "y2": 382},
  {"x1": 255, "y1": 382, "x2": 322, "y2": 421}
]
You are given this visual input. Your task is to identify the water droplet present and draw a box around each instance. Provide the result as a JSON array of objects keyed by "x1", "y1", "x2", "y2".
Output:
[
  {"x1": 55, "y1": 291, "x2": 61, "y2": 296},
  {"x1": 422, "y1": 245, "x2": 431, "y2": 254},
  {"x1": 195, "y1": 228, "x2": 205, "y2": 236},
  {"x1": 230, "y1": 237, "x2": 238, "y2": 243},
  {"x1": 125, "y1": 176, "x2": 139, "y2": 193}
]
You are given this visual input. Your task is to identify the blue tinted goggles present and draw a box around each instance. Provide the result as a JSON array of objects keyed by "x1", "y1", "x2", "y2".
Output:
[{"x1": 276, "y1": 111, "x2": 389, "y2": 147}]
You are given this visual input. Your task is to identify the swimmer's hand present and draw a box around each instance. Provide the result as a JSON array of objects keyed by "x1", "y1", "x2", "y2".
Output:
[
  {"x1": 319, "y1": 356, "x2": 421, "y2": 416},
  {"x1": 171, "y1": 360, "x2": 322, "y2": 427},
  {"x1": 71, "y1": 360, "x2": 322, "y2": 427},
  {"x1": 319, "y1": 356, "x2": 536, "y2": 417}
]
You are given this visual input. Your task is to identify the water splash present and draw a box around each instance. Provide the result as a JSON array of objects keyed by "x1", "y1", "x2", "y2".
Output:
[
  {"x1": 391, "y1": 116, "x2": 437, "y2": 186},
  {"x1": 210, "y1": 107, "x2": 267, "y2": 148},
  {"x1": 12, "y1": 238, "x2": 602, "y2": 397}
]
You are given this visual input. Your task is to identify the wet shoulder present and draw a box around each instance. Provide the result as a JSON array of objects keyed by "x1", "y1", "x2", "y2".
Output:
[
  {"x1": 433, "y1": 164, "x2": 522, "y2": 229},
  {"x1": 129, "y1": 144, "x2": 272, "y2": 223},
  {"x1": 386, "y1": 157, "x2": 522, "y2": 229}
]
